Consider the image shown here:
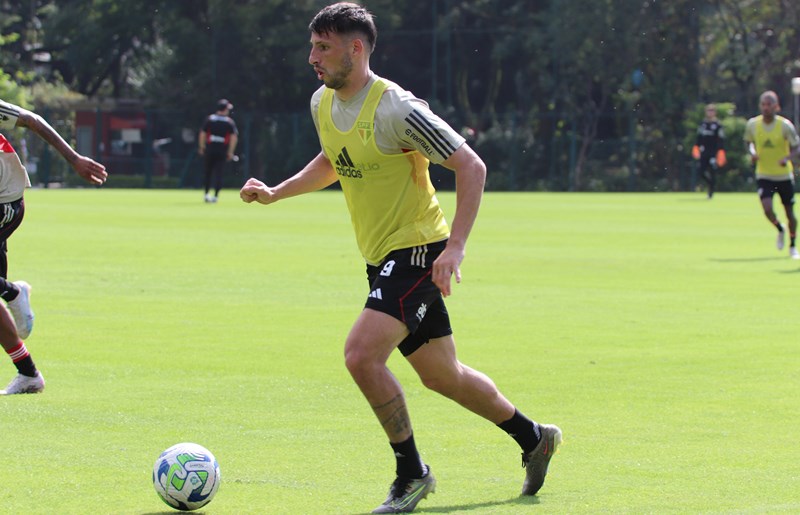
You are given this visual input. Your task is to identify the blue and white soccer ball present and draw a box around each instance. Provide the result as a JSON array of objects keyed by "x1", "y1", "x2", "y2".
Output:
[{"x1": 153, "y1": 442, "x2": 220, "y2": 511}]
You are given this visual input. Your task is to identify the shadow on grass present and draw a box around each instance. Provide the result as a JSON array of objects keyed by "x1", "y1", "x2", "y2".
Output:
[
  {"x1": 138, "y1": 495, "x2": 543, "y2": 515},
  {"x1": 341, "y1": 495, "x2": 541, "y2": 514},
  {"x1": 417, "y1": 495, "x2": 540, "y2": 513},
  {"x1": 676, "y1": 196, "x2": 714, "y2": 202},
  {"x1": 709, "y1": 257, "x2": 787, "y2": 263},
  {"x1": 709, "y1": 256, "x2": 800, "y2": 272},
  {"x1": 141, "y1": 511, "x2": 215, "y2": 515}
]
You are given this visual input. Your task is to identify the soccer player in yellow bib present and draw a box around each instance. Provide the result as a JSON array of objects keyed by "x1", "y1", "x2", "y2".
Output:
[
  {"x1": 743, "y1": 91, "x2": 800, "y2": 259},
  {"x1": 240, "y1": 3, "x2": 561, "y2": 512}
]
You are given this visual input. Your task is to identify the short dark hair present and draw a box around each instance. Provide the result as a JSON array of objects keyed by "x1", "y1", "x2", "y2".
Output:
[
  {"x1": 309, "y1": 2, "x2": 377, "y2": 53},
  {"x1": 216, "y1": 99, "x2": 233, "y2": 111}
]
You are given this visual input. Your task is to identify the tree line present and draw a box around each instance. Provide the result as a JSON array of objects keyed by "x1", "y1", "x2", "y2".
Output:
[{"x1": 2, "y1": 0, "x2": 800, "y2": 191}]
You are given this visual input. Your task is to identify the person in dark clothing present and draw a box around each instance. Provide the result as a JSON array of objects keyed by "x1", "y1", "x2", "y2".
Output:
[
  {"x1": 691, "y1": 104, "x2": 726, "y2": 199},
  {"x1": 198, "y1": 99, "x2": 238, "y2": 203}
]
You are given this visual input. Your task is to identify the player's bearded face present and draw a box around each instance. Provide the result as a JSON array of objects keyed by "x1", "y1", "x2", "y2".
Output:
[
  {"x1": 322, "y1": 53, "x2": 353, "y2": 90},
  {"x1": 309, "y1": 32, "x2": 354, "y2": 91}
]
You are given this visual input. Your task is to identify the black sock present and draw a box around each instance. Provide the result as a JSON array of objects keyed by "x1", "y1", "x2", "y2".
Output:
[
  {"x1": 0, "y1": 279, "x2": 19, "y2": 302},
  {"x1": 390, "y1": 434, "x2": 425, "y2": 479},
  {"x1": 497, "y1": 409, "x2": 542, "y2": 454},
  {"x1": 791, "y1": 234, "x2": 797, "y2": 247},
  {"x1": 775, "y1": 221, "x2": 784, "y2": 232},
  {"x1": 14, "y1": 355, "x2": 37, "y2": 377}
]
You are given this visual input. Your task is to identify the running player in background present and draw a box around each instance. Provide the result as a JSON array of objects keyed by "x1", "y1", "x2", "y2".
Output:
[{"x1": 743, "y1": 91, "x2": 800, "y2": 259}]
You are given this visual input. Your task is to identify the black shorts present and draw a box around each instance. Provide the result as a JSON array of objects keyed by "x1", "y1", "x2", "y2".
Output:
[
  {"x1": 0, "y1": 197, "x2": 24, "y2": 242},
  {"x1": 757, "y1": 178, "x2": 795, "y2": 205},
  {"x1": 0, "y1": 197, "x2": 25, "y2": 278},
  {"x1": 365, "y1": 240, "x2": 452, "y2": 356}
]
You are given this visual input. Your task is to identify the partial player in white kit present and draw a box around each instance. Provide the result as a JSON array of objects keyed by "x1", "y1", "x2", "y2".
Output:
[{"x1": 0, "y1": 99, "x2": 107, "y2": 395}]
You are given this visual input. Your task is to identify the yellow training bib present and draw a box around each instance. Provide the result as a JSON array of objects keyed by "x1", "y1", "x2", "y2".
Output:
[
  {"x1": 754, "y1": 115, "x2": 793, "y2": 179},
  {"x1": 319, "y1": 79, "x2": 449, "y2": 264}
]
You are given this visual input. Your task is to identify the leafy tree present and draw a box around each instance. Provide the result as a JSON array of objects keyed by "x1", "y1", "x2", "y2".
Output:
[
  {"x1": 7, "y1": 0, "x2": 800, "y2": 191},
  {"x1": 0, "y1": 69, "x2": 28, "y2": 108},
  {"x1": 0, "y1": 6, "x2": 27, "y2": 106},
  {"x1": 701, "y1": 0, "x2": 800, "y2": 111},
  {"x1": 41, "y1": 0, "x2": 166, "y2": 98}
]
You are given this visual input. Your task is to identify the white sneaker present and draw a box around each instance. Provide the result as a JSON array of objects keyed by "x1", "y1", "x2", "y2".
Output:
[
  {"x1": 777, "y1": 230, "x2": 786, "y2": 251},
  {"x1": 0, "y1": 371, "x2": 45, "y2": 395},
  {"x1": 7, "y1": 281, "x2": 34, "y2": 339},
  {"x1": 204, "y1": 193, "x2": 212, "y2": 203},
  {"x1": 210, "y1": 196, "x2": 218, "y2": 203},
  {"x1": 791, "y1": 247, "x2": 800, "y2": 259}
]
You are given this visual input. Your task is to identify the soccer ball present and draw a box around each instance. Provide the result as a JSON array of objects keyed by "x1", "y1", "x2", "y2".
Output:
[{"x1": 153, "y1": 442, "x2": 220, "y2": 511}]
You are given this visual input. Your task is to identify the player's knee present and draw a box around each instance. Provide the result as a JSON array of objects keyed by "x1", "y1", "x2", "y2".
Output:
[
  {"x1": 343, "y1": 346, "x2": 364, "y2": 374},
  {"x1": 419, "y1": 367, "x2": 463, "y2": 397},
  {"x1": 344, "y1": 341, "x2": 379, "y2": 381},
  {"x1": 420, "y1": 374, "x2": 454, "y2": 396}
]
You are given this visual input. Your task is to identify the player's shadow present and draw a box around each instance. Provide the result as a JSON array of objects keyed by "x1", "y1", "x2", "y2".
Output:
[
  {"x1": 709, "y1": 257, "x2": 787, "y2": 263},
  {"x1": 141, "y1": 512, "x2": 212, "y2": 515},
  {"x1": 709, "y1": 256, "x2": 800, "y2": 272},
  {"x1": 347, "y1": 495, "x2": 541, "y2": 514},
  {"x1": 418, "y1": 495, "x2": 540, "y2": 513}
]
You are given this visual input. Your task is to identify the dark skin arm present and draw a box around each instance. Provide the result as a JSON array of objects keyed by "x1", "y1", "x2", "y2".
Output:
[{"x1": 15, "y1": 108, "x2": 107, "y2": 185}]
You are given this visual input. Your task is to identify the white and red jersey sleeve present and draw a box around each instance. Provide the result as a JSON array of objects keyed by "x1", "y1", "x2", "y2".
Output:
[
  {"x1": 0, "y1": 99, "x2": 21, "y2": 130},
  {"x1": 0, "y1": 100, "x2": 31, "y2": 202}
]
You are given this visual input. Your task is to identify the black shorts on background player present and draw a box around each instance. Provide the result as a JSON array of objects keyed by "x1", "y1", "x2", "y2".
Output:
[
  {"x1": 204, "y1": 153, "x2": 227, "y2": 200},
  {"x1": 757, "y1": 178, "x2": 795, "y2": 205}
]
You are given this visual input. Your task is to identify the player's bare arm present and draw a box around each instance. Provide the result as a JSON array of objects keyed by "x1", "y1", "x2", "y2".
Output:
[
  {"x1": 746, "y1": 141, "x2": 758, "y2": 163},
  {"x1": 432, "y1": 143, "x2": 487, "y2": 297},
  {"x1": 240, "y1": 151, "x2": 338, "y2": 205},
  {"x1": 779, "y1": 143, "x2": 800, "y2": 167},
  {"x1": 227, "y1": 133, "x2": 239, "y2": 161},
  {"x1": 15, "y1": 108, "x2": 107, "y2": 185},
  {"x1": 198, "y1": 130, "x2": 207, "y2": 155}
]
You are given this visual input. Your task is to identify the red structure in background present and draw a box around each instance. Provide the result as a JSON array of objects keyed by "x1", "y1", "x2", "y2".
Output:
[{"x1": 74, "y1": 109, "x2": 155, "y2": 175}]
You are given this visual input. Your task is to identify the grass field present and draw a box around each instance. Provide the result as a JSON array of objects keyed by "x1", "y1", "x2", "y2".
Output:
[{"x1": 1, "y1": 188, "x2": 799, "y2": 514}]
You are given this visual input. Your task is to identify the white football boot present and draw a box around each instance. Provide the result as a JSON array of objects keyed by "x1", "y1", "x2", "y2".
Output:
[
  {"x1": 1, "y1": 371, "x2": 45, "y2": 395},
  {"x1": 7, "y1": 281, "x2": 34, "y2": 339}
]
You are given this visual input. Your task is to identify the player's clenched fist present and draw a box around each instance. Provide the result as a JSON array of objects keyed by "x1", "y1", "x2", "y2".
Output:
[{"x1": 240, "y1": 178, "x2": 276, "y2": 204}]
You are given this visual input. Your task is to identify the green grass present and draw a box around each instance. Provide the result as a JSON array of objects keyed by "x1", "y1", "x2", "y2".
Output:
[{"x1": 1, "y1": 189, "x2": 799, "y2": 514}]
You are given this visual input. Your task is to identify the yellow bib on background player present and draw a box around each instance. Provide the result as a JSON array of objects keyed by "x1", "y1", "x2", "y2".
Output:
[
  {"x1": 754, "y1": 115, "x2": 793, "y2": 179},
  {"x1": 319, "y1": 79, "x2": 449, "y2": 265}
]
